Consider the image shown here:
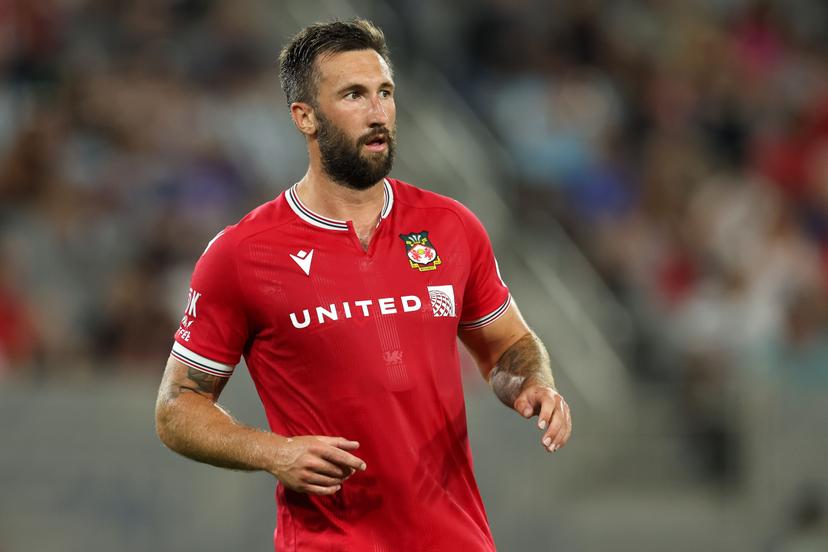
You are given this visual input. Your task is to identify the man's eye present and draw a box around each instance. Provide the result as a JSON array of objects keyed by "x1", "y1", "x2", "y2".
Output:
[
  {"x1": 380, "y1": 90, "x2": 392, "y2": 98},
  {"x1": 346, "y1": 91, "x2": 361, "y2": 100}
]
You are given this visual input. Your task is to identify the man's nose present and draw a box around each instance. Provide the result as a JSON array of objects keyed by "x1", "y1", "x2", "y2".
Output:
[{"x1": 368, "y1": 94, "x2": 389, "y2": 125}]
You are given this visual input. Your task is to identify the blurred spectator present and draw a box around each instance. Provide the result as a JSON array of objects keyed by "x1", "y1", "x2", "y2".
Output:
[{"x1": 0, "y1": 249, "x2": 37, "y2": 374}]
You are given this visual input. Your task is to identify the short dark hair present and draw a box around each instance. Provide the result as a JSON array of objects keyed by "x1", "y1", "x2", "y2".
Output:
[{"x1": 278, "y1": 19, "x2": 392, "y2": 106}]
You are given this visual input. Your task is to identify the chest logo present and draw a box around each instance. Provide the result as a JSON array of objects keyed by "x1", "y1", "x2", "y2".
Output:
[
  {"x1": 427, "y1": 285, "x2": 456, "y2": 317},
  {"x1": 289, "y1": 249, "x2": 314, "y2": 276},
  {"x1": 399, "y1": 231, "x2": 442, "y2": 271}
]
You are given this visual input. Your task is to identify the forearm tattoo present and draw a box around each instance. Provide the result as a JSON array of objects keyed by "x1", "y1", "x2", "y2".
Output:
[{"x1": 489, "y1": 332, "x2": 555, "y2": 408}]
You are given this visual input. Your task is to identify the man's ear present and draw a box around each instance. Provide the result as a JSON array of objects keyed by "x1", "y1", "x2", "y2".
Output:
[{"x1": 290, "y1": 102, "x2": 317, "y2": 136}]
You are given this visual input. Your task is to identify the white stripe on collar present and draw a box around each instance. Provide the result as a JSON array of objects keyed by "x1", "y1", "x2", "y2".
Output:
[
  {"x1": 286, "y1": 184, "x2": 348, "y2": 231},
  {"x1": 381, "y1": 178, "x2": 394, "y2": 219},
  {"x1": 286, "y1": 179, "x2": 395, "y2": 231}
]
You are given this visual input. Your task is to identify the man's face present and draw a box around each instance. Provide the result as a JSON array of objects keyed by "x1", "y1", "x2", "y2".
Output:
[{"x1": 312, "y1": 49, "x2": 397, "y2": 190}]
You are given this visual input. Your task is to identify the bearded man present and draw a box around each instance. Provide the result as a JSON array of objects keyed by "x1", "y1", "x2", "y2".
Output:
[{"x1": 155, "y1": 18, "x2": 571, "y2": 552}]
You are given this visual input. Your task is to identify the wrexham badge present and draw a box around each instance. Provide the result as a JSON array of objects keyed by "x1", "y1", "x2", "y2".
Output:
[{"x1": 399, "y1": 231, "x2": 442, "y2": 271}]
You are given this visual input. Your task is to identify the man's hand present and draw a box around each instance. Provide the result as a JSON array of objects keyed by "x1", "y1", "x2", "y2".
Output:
[
  {"x1": 459, "y1": 305, "x2": 572, "y2": 455},
  {"x1": 156, "y1": 357, "x2": 367, "y2": 493},
  {"x1": 268, "y1": 435, "x2": 367, "y2": 496},
  {"x1": 514, "y1": 384, "x2": 572, "y2": 453}
]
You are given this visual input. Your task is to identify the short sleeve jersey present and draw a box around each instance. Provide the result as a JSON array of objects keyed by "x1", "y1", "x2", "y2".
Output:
[{"x1": 172, "y1": 178, "x2": 510, "y2": 552}]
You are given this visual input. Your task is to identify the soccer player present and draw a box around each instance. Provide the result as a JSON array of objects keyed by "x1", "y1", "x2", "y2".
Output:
[{"x1": 155, "y1": 19, "x2": 572, "y2": 551}]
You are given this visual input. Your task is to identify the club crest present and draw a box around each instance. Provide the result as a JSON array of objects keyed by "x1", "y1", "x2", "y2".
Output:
[{"x1": 399, "y1": 231, "x2": 442, "y2": 271}]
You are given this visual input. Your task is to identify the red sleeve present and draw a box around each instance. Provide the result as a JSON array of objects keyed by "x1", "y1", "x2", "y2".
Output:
[
  {"x1": 455, "y1": 204, "x2": 511, "y2": 330},
  {"x1": 170, "y1": 229, "x2": 249, "y2": 377}
]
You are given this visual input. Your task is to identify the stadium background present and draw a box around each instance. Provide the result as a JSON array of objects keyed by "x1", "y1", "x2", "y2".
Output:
[{"x1": 1, "y1": 0, "x2": 827, "y2": 550}]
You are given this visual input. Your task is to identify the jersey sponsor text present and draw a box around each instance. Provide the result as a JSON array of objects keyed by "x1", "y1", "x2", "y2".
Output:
[{"x1": 289, "y1": 294, "x2": 423, "y2": 329}]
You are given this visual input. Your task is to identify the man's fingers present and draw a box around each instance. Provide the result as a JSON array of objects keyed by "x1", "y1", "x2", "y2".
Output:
[
  {"x1": 303, "y1": 483, "x2": 342, "y2": 496},
  {"x1": 513, "y1": 387, "x2": 572, "y2": 453},
  {"x1": 308, "y1": 458, "x2": 352, "y2": 479},
  {"x1": 545, "y1": 401, "x2": 572, "y2": 452},
  {"x1": 513, "y1": 393, "x2": 535, "y2": 418},
  {"x1": 304, "y1": 471, "x2": 345, "y2": 487},
  {"x1": 319, "y1": 445, "x2": 367, "y2": 472},
  {"x1": 559, "y1": 403, "x2": 572, "y2": 448},
  {"x1": 316, "y1": 436, "x2": 360, "y2": 450},
  {"x1": 536, "y1": 394, "x2": 557, "y2": 431},
  {"x1": 542, "y1": 408, "x2": 565, "y2": 450}
]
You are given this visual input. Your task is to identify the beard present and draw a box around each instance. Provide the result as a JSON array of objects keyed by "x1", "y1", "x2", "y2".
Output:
[{"x1": 315, "y1": 111, "x2": 396, "y2": 191}]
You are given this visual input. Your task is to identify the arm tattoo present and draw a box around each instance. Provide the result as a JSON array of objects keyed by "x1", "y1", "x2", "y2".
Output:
[
  {"x1": 488, "y1": 332, "x2": 555, "y2": 408},
  {"x1": 162, "y1": 367, "x2": 228, "y2": 403},
  {"x1": 185, "y1": 368, "x2": 226, "y2": 396}
]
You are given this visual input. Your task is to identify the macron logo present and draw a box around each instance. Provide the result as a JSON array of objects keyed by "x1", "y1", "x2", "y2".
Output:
[{"x1": 290, "y1": 249, "x2": 314, "y2": 276}]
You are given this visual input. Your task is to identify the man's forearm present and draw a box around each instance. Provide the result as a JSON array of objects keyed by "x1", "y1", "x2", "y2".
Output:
[
  {"x1": 155, "y1": 376, "x2": 279, "y2": 472},
  {"x1": 488, "y1": 331, "x2": 555, "y2": 408},
  {"x1": 156, "y1": 359, "x2": 369, "y2": 495}
]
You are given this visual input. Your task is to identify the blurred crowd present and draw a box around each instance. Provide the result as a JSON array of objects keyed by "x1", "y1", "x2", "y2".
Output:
[
  {"x1": 2, "y1": 0, "x2": 828, "y2": 414},
  {"x1": 0, "y1": 0, "x2": 309, "y2": 373},
  {"x1": 445, "y1": 0, "x2": 828, "y2": 385},
  {"x1": 431, "y1": 0, "x2": 828, "y2": 485}
]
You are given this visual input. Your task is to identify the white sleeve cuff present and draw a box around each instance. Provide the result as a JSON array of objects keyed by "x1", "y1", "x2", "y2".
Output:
[
  {"x1": 459, "y1": 294, "x2": 512, "y2": 330},
  {"x1": 171, "y1": 341, "x2": 236, "y2": 377}
]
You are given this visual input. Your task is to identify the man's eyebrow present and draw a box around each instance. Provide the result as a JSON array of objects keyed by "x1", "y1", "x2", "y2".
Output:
[
  {"x1": 336, "y1": 83, "x2": 367, "y2": 94},
  {"x1": 335, "y1": 81, "x2": 395, "y2": 94}
]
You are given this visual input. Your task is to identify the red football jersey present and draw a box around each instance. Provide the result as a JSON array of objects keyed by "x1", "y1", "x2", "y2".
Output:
[{"x1": 172, "y1": 178, "x2": 510, "y2": 551}]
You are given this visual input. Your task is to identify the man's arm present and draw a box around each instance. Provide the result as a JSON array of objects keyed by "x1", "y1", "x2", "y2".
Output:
[
  {"x1": 155, "y1": 356, "x2": 367, "y2": 494},
  {"x1": 459, "y1": 302, "x2": 572, "y2": 452}
]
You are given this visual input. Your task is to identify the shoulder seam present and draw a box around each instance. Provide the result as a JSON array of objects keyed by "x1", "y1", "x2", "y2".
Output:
[
  {"x1": 232, "y1": 217, "x2": 297, "y2": 246},
  {"x1": 392, "y1": 195, "x2": 465, "y2": 214}
]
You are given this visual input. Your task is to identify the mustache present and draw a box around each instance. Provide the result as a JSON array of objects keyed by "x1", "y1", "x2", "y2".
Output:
[{"x1": 358, "y1": 128, "x2": 393, "y2": 145}]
